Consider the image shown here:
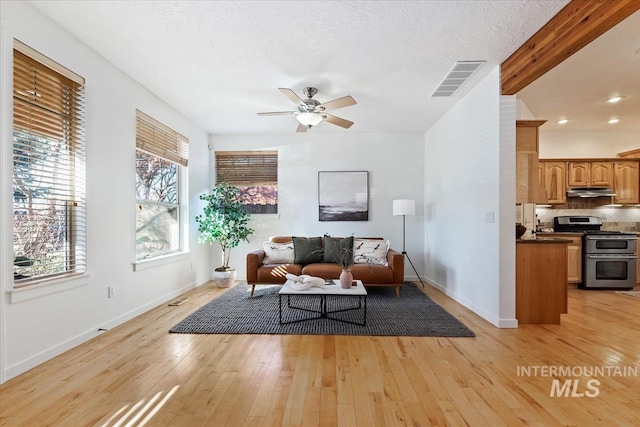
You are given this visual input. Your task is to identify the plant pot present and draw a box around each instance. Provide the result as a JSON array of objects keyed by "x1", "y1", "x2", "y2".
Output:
[
  {"x1": 212, "y1": 268, "x2": 237, "y2": 288},
  {"x1": 339, "y1": 269, "x2": 353, "y2": 289}
]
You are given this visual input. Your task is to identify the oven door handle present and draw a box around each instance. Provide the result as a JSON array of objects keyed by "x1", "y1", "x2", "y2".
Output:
[
  {"x1": 586, "y1": 254, "x2": 637, "y2": 260},
  {"x1": 585, "y1": 235, "x2": 638, "y2": 240}
]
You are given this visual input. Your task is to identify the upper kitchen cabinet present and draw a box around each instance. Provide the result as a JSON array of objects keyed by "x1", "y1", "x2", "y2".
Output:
[
  {"x1": 613, "y1": 161, "x2": 640, "y2": 204},
  {"x1": 567, "y1": 161, "x2": 612, "y2": 187},
  {"x1": 539, "y1": 161, "x2": 566, "y2": 204},
  {"x1": 567, "y1": 162, "x2": 589, "y2": 186},
  {"x1": 591, "y1": 162, "x2": 614, "y2": 186},
  {"x1": 516, "y1": 120, "x2": 548, "y2": 204}
]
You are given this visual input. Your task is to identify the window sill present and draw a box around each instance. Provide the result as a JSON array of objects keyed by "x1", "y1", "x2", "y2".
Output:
[
  {"x1": 7, "y1": 273, "x2": 91, "y2": 304},
  {"x1": 132, "y1": 252, "x2": 190, "y2": 272}
]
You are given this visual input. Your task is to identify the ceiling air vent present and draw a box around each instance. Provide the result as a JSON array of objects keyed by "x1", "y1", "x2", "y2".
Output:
[{"x1": 431, "y1": 61, "x2": 486, "y2": 97}]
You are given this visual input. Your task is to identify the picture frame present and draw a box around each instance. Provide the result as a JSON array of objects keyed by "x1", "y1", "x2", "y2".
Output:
[{"x1": 318, "y1": 171, "x2": 369, "y2": 221}]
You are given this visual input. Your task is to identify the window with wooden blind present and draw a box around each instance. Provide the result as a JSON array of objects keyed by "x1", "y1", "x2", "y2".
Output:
[
  {"x1": 135, "y1": 110, "x2": 187, "y2": 260},
  {"x1": 12, "y1": 40, "x2": 86, "y2": 286},
  {"x1": 215, "y1": 151, "x2": 278, "y2": 214}
]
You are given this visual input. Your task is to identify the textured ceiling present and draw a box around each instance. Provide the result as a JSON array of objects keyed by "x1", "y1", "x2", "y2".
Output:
[
  {"x1": 28, "y1": 0, "x2": 569, "y2": 135},
  {"x1": 518, "y1": 11, "x2": 640, "y2": 132}
]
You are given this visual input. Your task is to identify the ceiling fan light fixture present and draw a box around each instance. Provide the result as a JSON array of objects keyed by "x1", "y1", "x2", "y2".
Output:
[{"x1": 296, "y1": 112, "x2": 323, "y2": 127}]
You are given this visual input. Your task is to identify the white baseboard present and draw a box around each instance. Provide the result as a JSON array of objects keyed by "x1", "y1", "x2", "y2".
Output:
[
  {"x1": 5, "y1": 280, "x2": 200, "y2": 381},
  {"x1": 423, "y1": 276, "x2": 518, "y2": 329}
]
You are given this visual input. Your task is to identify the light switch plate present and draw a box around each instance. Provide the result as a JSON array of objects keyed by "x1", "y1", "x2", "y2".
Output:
[{"x1": 485, "y1": 211, "x2": 495, "y2": 223}]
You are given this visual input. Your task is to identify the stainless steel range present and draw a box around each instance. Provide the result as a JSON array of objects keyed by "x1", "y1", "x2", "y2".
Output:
[{"x1": 554, "y1": 216, "x2": 637, "y2": 290}]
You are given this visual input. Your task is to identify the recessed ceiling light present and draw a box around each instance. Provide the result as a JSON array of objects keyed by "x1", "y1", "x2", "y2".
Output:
[
  {"x1": 608, "y1": 118, "x2": 620, "y2": 124},
  {"x1": 606, "y1": 96, "x2": 625, "y2": 103},
  {"x1": 557, "y1": 119, "x2": 568, "y2": 124}
]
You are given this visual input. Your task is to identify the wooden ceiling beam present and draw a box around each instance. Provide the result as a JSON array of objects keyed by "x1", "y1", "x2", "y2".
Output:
[{"x1": 501, "y1": 0, "x2": 640, "y2": 95}]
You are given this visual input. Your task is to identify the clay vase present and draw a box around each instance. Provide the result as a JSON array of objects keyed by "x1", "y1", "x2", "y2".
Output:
[
  {"x1": 516, "y1": 223, "x2": 527, "y2": 239},
  {"x1": 339, "y1": 269, "x2": 353, "y2": 289},
  {"x1": 212, "y1": 268, "x2": 236, "y2": 288}
]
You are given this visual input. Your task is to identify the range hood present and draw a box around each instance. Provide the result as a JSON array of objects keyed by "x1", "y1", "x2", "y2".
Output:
[{"x1": 566, "y1": 187, "x2": 616, "y2": 198}]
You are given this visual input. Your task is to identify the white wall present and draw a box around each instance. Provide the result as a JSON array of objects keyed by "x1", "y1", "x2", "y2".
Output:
[
  {"x1": 423, "y1": 67, "x2": 517, "y2": 328},
  {"x1": 0, "y1": 1, "x2": 212, "y2": 382},
  {"x1": 538, "y1": 130, "x2": 639, "y2": 158},
  {"x1": 209, "y1": 132, "x2": 425, "y2": 280}
]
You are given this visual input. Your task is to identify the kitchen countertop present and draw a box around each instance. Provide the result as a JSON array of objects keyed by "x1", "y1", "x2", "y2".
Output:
[
  {"x1": 517, "y1": 237, "x2": 572, "y2": 244},
  {"x1": 535, "y1": 232, "x2": 584, "y2": 236}
]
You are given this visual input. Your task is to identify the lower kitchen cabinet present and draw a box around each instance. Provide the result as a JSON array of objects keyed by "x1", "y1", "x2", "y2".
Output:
[
  {"x1": 537, "y1": 232, "x2": 582, "y2": 284},
  {"x1": 516, "y1": 239, "x2": 569, "y2": 324}
]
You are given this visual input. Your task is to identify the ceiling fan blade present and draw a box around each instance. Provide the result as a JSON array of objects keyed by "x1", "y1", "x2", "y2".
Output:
[
  {"x1": 257, "y1": 111, "x2": 296, "y2": 116},
  {"x1": 323, "y1": 114, "x2": 354, "y2": 129},
  {"x1": 296, "y1": 123, "x2": 309, "y2": 133},
  {"x1": 319, "y1": 95, "x2": 356, "y2": 112},
  {"x1": 279, "y1": 88, "x2": 304, "y2": 106}
]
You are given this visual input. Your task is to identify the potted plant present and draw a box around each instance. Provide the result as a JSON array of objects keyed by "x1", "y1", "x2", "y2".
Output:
[
  {"x1": 196, "y1": 182, "x2": 254, "y2": 287},
  {"x1": 324, "y1": 236, "x2": 355, "y2": 289}
]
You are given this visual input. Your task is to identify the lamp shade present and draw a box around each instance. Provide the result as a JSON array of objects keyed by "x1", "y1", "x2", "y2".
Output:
[
  {"x1": 296, "y1": 112, "x2": 323, "y2": 126},
  {"x1": 393, "y1": 199, "x2": 415, "y2": 216}
]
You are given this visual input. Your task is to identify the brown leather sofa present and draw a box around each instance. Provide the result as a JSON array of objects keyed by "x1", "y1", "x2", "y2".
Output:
[{"x1": 246, "y1": 236, "x2": 405, "y2": 297}]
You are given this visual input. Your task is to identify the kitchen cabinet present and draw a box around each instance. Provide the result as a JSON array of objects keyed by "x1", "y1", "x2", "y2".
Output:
[
  {"x1": 516, "y1": 239, "x2": 568, "y2": 324},
  {"x1": 539, "y1": 161, "x2": 566, "y2": 204},
  {"x1": 537, "y1": 232, "x2": 582, "y2": 284},
  {"x1": 567, "y1": 161, "x2": 612, "y2": 187},
  {"x1": 591, "y1": 162, "x2": 613, "y2": 186},
  {"x1": 567, "y1": 162, "x2": 589, "y2": 186},
  {"x1": 540, "y1": 158, "x2": 639, "y2": 205},
  {"x1": 516, "y1": 120, "x2": 547, "y2": 204},
  {"x1": 567, "y1": 238, "x2": 582, "y2": 284},
  {"x1": 613, "y1": 161, "x2": 639, "y2": 204}
]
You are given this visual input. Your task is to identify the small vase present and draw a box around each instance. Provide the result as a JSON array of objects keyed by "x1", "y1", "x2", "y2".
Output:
[{"x1": 339, "y1": 269, "x2": 353, "y2": 289}]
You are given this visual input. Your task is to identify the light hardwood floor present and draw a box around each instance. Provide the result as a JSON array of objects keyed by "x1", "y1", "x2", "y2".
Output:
[{"x1": 1, "y1": 282, "x2": 639, "y2": 426}]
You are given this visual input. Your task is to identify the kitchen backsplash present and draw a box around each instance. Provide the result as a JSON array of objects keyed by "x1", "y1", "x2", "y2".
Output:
[{"x1": 536, "y1": 207, "x2": 640, "y2": 232}]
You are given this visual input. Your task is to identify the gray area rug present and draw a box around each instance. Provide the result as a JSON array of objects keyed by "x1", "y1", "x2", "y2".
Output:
[{"x1": 170, "y1": 284, "x2": 475, "y2": 337}]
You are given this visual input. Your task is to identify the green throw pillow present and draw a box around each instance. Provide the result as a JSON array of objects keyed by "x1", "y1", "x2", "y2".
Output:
[
  {"x1": 323, "y1": 235, "x2": 354, "y2": 266},
  {"x1": 292, "y1": 236, "x2": 324, "y2": 264}
]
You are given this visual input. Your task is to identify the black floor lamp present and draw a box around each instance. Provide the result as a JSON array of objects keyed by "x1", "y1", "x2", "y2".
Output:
[{"x1": 393, "y1": 199, "x2": 425, "y2": 288}]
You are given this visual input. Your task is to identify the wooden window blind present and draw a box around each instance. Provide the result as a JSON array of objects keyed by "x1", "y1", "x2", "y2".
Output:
[
  {"x1": 136, "y1": 110, "x2": 188, "y2": 166},
  {"x1": 12, "y1": 40, "x2": 86, "y2": 285},
  {"x1": 215, "y1": 151, "x2": 278, "y2": 185}
]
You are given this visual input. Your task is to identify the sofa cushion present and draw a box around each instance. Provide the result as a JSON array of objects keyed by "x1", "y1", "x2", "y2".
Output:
[
  {"x1": 350, "y1": 263, "x2": 394, "y2": 283},
  {"x1": 292, "y1": 236, "x2": 324, "y2": 264},
  {"x1": 263, "y1": 241, "x2": 294, "y2": 264},
  {"x1": 301, "y1": 263, "x2": 342, "y2": 279},
  {"x1": 353, "y1": 239, "x2": 390, "y2": 266},
  {"x1": 256, "y1": 263, "x2": 302, "y2": 283},
  {"x1": 323, "y1": 235, "x2": 354, "y2": 265}
]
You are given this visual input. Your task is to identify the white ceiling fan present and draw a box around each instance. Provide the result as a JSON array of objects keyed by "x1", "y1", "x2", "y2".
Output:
[{"x1": 258, "y1": 87, "x2": 356, "y2": 132}]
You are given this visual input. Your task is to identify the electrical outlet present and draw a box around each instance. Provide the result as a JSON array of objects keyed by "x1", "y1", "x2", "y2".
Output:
[{"x1": 108, "y1": 286, "x2": 115, "y2": 298}]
